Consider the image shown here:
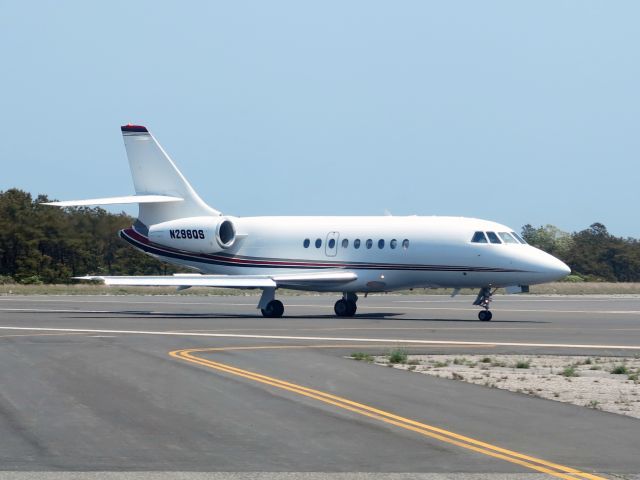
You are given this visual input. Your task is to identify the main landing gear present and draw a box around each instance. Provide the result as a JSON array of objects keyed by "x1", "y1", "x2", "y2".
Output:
[
  {"x1": 261, "y1": 299, "x2": 284, "y2": 318},
  {"x1": 473, "y1": 287, "x2": 495, "y2": 321},
  {"x1": 334, "y1": 293, "x2": 358, "y2": 317},
  {"x1": 258, "y1": 288, "x2": 285, "y2": 318},
  {"x1": 258, "y1": 289, "x2": 358, "y2": 318}
]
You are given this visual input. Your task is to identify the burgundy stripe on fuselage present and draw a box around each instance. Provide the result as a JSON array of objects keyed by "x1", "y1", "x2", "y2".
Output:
[{"x1": 120, "y1": 227, "x2": 527, "y2": 273}]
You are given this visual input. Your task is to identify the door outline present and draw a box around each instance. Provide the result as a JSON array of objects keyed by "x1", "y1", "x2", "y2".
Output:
[{"x1": 325, "y1": 231, "x2": 339, "y2": 257}]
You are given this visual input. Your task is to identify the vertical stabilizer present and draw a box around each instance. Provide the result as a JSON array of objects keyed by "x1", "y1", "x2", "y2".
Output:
[{"x1": 121, "y1": 125, "x2": 220, "y2": 227}]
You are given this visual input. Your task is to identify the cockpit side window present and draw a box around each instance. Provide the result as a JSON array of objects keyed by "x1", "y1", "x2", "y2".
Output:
[
  {"x1": 486, "y1": 231, "x2": 502, "y2": 244},
  {"x1": 471, "y1": 231, "x2": 488, "y2": 243},
  {"x1": 498, "y1": 232, "x2": 518, "y2": 244},
  {"x1": 511, "y1": 232, "x2": 527, "y2": 244}
]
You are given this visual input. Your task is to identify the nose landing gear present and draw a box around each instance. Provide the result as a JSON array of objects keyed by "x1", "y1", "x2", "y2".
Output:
[
  {"x1": 334, "y1": 293, "x2": 358, "y2": 317},
  {"x1": 474, "y1": 287, "x2": 495, "y2": 321}
]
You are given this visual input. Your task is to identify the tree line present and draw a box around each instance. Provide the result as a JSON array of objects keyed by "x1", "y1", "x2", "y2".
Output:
[
  {"x1": 521, "y1": 223, "x2": 640, "y2": 282},
  {"x1": 0, "y1": 189, "x2": 179, "y2": 284},
  {"x1": 0, "y1": 188, "x2": 638, "y2": 283}
]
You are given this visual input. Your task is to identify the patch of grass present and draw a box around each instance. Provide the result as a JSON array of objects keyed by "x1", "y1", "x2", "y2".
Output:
[
  {"x1": 628, "y1": 373, "x2": 638, "y2": 381},
  {"x1": 451, "y1": 372, "x2": 464, "y2": 381},
  {"x1": 491, "y1": 360, "x2": 507, "y2": 367},
  {"x1": 350, "y1": 352, "x2": 374, "y2": 362},
  {"x1": 407, "y1": 359, "x2": 420, "y2": 366},
  {"x1": 480, "y1": 357, "x2": 492, "y2": 363},
  {"x1": 388, "y1": 348, "x2": 408, "y2": 364},
  {"x1": 586, "y1": 400, "x2": 600, "y2": 409},
  {"x1": 515, "y1": 361, "x2": 530, "y2": 369},
  {"x1": 453, "y1": 357, "x2": 465, "y2": 365},
  {"x1": 611, "y1": 365, "x2": 629, "y2": 375},
  {"x1": 561, "y1": 366, "x2": 579, "y2": 377},
  {"x1": 589, "y1": 365, "x2": 602, "y2": 370},
  {"x1": 433, "y1": 361, "x2": 450, "y2": 368}
]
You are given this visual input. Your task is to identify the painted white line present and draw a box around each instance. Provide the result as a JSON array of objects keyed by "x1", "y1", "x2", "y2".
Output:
[
  {"x1": 0, "y1": 308, "x2": 114, "y2": 313},
  {"x1": 0, "y1": 326, "x2": 638, "y2": 350}
]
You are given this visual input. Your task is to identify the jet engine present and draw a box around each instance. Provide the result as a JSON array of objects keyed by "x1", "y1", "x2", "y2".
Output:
[{"x1": 148, "y1": 216, "x2": 238, "y2": 253}]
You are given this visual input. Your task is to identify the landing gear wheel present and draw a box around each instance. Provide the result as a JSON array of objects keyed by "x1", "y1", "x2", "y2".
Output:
[
  {"x1": 345, "y1": 300, "x2": 357, "y2": 316},
  {"x1": 261, "y1": 299, "x2": 284, "y2": 318},
  {"x1": 335, "y1": 299, "x2": 357, "y2": 317},
  {"x1": 334, "y1": 299, "x2": 348, "y2": 316},
  {"x1": 478, "y1": 310, "x2": 492, "y2": 321}
]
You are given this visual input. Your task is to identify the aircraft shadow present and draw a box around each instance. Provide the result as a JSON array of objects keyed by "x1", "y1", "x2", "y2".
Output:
[{"x1": 68, "y1": 310, "x2": 549, "y2": 323}]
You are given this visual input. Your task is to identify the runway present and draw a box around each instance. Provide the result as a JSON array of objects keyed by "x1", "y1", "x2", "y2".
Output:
[{"x1": 0, "y1": 294, "x2": 638, "y2": 479}]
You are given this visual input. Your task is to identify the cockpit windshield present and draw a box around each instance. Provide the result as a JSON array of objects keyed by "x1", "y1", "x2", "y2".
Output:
[
  {"x1": 471, "y1": 230, "x2": 526, "y2": 245},
  {"x1": 486, "y1": 232, "x2": 501, "y2": 244},
  {"x1": 498, "y1": 232, "x2": 518, "y2": 244},
  {"x1": 471, "y1": 231, "x2": 488, "y2": 243},
  {"x1": 511, "y1": 232, "x2": 527, "y2": 244}
]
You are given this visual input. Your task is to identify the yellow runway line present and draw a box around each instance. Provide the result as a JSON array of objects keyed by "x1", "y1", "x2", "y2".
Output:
[{"x1": 170, "y1": 345, "x2": 606, "y2": 480}]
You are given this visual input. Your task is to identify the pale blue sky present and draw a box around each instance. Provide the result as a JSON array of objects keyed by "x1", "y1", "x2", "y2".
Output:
[{"x1": 1, "y1": 1, "x2": 639, "y2": 237}]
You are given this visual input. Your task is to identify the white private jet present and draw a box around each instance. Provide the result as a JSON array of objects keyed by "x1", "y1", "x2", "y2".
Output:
[{"x1": 45, "y1": 125, "x2": 570, "y2": 320}]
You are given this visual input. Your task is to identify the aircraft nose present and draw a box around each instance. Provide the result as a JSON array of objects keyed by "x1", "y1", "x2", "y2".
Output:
[
  {"x1": 552, "y1": 258, "x2": 571, "y2": 278},
  {"x1": 538, "y1": 252, "x2": 571, "y2": 281}
]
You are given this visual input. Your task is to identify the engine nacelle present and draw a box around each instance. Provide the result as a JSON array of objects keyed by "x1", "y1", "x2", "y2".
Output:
[{"x1": 148, "y1": 216, "x2": 238, "y2": 253}]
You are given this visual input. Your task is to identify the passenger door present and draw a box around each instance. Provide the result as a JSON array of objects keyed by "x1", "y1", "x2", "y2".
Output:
[{"x1": 325, "y1": 231, "x2": 339, "y2": 257}]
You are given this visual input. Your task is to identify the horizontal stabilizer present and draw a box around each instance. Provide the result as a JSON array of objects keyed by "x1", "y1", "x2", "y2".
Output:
[
  {"x1": 75, "y1": 271, "x2": 358, "y2": 289},
  {"x1": 43, "y1": 195, "x2": 184, "y2": 207}
]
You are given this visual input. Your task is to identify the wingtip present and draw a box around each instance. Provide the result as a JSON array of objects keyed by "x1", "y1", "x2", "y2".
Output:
[{"x1": 121, "y1": 124, "x2": 148, "y2": 133}]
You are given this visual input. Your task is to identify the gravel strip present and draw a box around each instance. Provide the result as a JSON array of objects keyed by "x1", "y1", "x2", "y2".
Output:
[{"x1": 367, "y1": 353, "x2": 640, "y2": 419}]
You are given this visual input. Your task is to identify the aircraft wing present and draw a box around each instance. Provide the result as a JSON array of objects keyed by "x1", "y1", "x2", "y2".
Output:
[{"x1": 75, "y1": 271, "x2": 357, "y2": 289}]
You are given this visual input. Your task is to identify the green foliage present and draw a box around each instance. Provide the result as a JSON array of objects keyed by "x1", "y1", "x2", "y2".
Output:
[
  {"x1": 562, "y1": 274, "x2": 585, "y2": 283},
  {"x1": 0, "y1": 189, "x2": 184, "y2": 283},
  {"x1": 522, "y1": 222, "x2": 640, "y2": 282},
  {"x1": 515, "y1": 361, "x2": 530, "y2": 369},
  {"x1": 610, "y1": 365, "x2": 628, "y2": 375},
  {"x1": 388, "y1": 348, "x2": 408, "y2": 364},
  {"x1": 561, "y1": 366, "x2": 579, "y2": 377},
  {"x1": 350, "y1": 352, "x2": 374, "y2": 362},
  {"x1": 20, "y1": 275, "x2": 43, "y2": 285}
]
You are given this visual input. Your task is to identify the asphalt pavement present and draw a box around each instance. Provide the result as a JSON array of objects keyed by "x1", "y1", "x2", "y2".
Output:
[{"x1": 0, "y1": 293, "x2": 638, "y2": 479}]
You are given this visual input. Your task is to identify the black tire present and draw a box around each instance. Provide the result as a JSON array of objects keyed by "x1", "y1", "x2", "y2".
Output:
[
  {"x1": 334, "y1": 299, "x2": 348, "y2": 316},
  {"x1": 478, "y1": 310, "x2": 492, "y2": 321},
  {"x1": 262, "y1": 300, "x2": 284, "y2": 318},
  {"x1": 345, "y1": 300, "x2": 357, "y2": 317}
]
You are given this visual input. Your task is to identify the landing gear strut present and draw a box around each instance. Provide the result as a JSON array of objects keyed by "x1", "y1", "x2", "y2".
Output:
[
  {"x1": 334, "y1": 293, "x2": 358, "y2": 317},
  {"x1": 258, "y1": 287, "x2": 284, "y2": 318},
  {"x1": 473, "y1": 287, "x2": 495, "y2": 321}
]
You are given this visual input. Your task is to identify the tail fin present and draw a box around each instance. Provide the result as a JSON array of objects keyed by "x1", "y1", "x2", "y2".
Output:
[{"x1": 121, "y1": 125, "x2": 220, "y2": 226}]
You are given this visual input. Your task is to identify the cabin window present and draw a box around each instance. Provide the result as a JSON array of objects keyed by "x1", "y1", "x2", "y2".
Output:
[
  {"x1": 342, "y1": 239, "x2": 349, "y2": 248},
  {"x1": 511, "y1": 232, "x2": 527, "y2": 244},
  {"x1": 390, "y1": 239, "x2": 397, "y2": 249},
  {"x1": 303, "y1": 238, "x2": 310, "y2": 248},
  {"x1": 378, "y1": 239, "x2": 385, "y2": 249},
  {"x1": 471, "y1": 231, "x2": 488, "y2": 243},
  {"x1": 498, "y1": 232, "x2": 518, "y2": 244},
  {"x1": 402, "y1": 239, "x2": 410, "y2": 250},
  {"x1": 328, "y1": 238, "x2": 336, "y2": 249},
  {"x1": 366, "y1": 239, "x2": 373, "y2": 249},
  {"x1": 486, "y1": 231, "x2": 502, "y2": 244},
  {"x1": 315, "y1": 238, "x2": 322, "y2": 248},
  {"x1": 354, "y1": 239, "x2": 361, "y2": 249}
]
